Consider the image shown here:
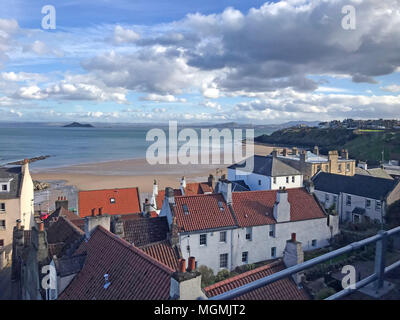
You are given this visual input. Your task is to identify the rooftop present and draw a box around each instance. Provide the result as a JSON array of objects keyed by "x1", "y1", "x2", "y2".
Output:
[
  {"x1": 78, "y1": 187, "x2": 141, "y2": 218},
  {"x1": 121, "y1": 216, "x2": 170, "y2": 246},
  {"x1": 205, "y1": 260, "x2": 309, "y2": 300},
  {"x1": 312, "y1": 172, "x2": 400, "y2": 200},
  {"x1": 228, "y1": 155, "x2": 301, "y2": 177},
  {"x1": 58, "y1": 226, "x2": 174, "y2": 300},
  {"x1": 0, "y1": 166, "x2": 22, "y2": 199}
]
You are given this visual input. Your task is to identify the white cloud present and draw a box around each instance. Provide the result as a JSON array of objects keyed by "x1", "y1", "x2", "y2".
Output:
[
  {"x1": 113, "y1": 25, "x2": 140, "y2": 44},
  {"x1": 140, "y1": 94, "x2": 186, "y2": 103},
  {"x1": 380, "y1": 84, "x2": 400, "y2": 93}
]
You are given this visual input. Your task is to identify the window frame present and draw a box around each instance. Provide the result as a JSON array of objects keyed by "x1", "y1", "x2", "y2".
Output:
[
  {"x1": 271, "y1": 247, "x2": 276, "y2": 258},
  {"x1": 219, "y1": 253, "x2": 228, "y2": 269},
  {"x1": 242, "y1": 251, "x2": 248, "y2": 263},
  {"x1": 219, "y1": 231, "x2": 227, "y2": 243},
  {"x1": 199, "y1": 233, "x2": 207, "y2": 246}
]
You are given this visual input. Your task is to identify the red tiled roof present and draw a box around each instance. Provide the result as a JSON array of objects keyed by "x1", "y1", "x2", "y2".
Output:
[
  {"x1": 78, "y1": 187, "x2": 141, "y2": 218},
  {"x1": 58, "y1": 226, "x2": 173, "y2": 300},
  {"x1": 205, "y1": 260, "x2": 309, "y2": 300},
  {"x1": 139, "y1": 241, "x2": 180, "y2": 271},
  {"x1": 155, "y1": 182, "x2": 213, "y2": 209},
  {"x1": 232, "y1": 188, "x2": 326, "y2": 227},
  {"x1": 173, "y1": 194, "x2": 236, "y2": 232}
]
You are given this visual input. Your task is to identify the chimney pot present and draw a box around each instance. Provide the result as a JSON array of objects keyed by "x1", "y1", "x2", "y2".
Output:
[
  {"x1": 188, "y1": 257, "x2": 196, "y2": 272},
  {"x1": 39, "y1": 222, "x2": 44, "y2": 232},
  {"x1": 291, "y1": 233, "x2": 296, "y2": 242},
  {"x1": 24, "y1": 158, "x2": 29, "y2": 164},
  {"x1": 178, "y1": 258, "x2": 186, "y2": 273},
  {"x1": 16, "y1": 219, "x2": 22, "y2": 230},
  {"x1": 98, "y1": 208, "x2": 102, "y2": 216},
  {"x1": 91, "y1": 208, "x2": 95, "y2": 217}
]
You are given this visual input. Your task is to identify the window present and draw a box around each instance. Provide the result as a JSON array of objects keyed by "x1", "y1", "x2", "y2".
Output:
[
  {"x1": 220, "y1": 231, "x2": 227, "y2": 243},
  {"x1": 0, "y1": 220, "x2": 5, "y2": 229},
  {"x1": 333, "y1": 195, "x2": 337, "y2": 203},
  {"x1": 242, "y1": 251, "x2": 248, "y2": 263},
  {"x1": 0, "y1": 239, "x2": 3, "y2": 247},
  {"x1": 312, "y1": 239, "x2": 317, "y2": 247},
  {"x1": 286, "y1": 177, "x2": 289, "y2": 183},
  {"x1": 346, "y1": 195, "x2": 351, "y2": 206},
  {"x1": 218, "y1": 201, "x2": 224, "y2": 211},
  {"x1": 220, "y1": 253, "x2": 228, "y2": 268},
  {"x1": 269, "y1": 224, "x2": 275, "y2": 237},
  {"x1": 271, "y1": 247, "x2": 276, "y2": 258},
  {"x1": 1, "y1": 184, "x2": 7, "y2": 191},
  {"x1": 375, "y1": 200, "x2": 382, "y2": 211},
  {"x1": 338, "y1": 164, "x2": 342, "y2": 172},
  {"x1": 245, "y1": 227, "x2": 252, "y2": 241},
  {"x1": 292, "y1": 176, "x2": 295, "y2": 183},
  {"x1": 0, "y1": 203, "x2": 5, "y2": 211},
  {"x1": 110, "y1": 198, "x2": 116, "y2": 204},
  {"x1": 273, "y1": 177, "x2": 276, "y2": 184},
  {"x1": 346, "y1": 163, "x2": 350, "y2": 172},
  {"x1": 258, "y1": 179, "x2": 261, "y2": 186},
  {"x1": 366, "y1": 199, "x2": 371, "y2": 208},
  {"x1": 200, "y1": 234, "x2": 207, "y2": 246},
  {"x1": 325, "y1": 193, "x2": 330, "y2": 202}
]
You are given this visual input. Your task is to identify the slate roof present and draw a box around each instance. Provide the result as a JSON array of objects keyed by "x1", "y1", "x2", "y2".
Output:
[
  {"x1": 78, "y1": 187, "x2": 141, "y2": 218},
  {"x1": 231, "y1": 180, "x2": 250, "y2": 192},
  {"x1": 58, "y1": 226, "x2": 174, "y2": 300},
  {"x1": 46, "y1": 216, "x2": 85, "y2": 258},
  {"x1": 173, "y1": 194, "x2": 237, "y2": 232},
  {"x1": 139, "y1": 240, "x2": 180, "y2": 271},
  {"x1": 122, "y1": 216, "x2": 170, "y2": 246},
  {"x1": 312, "y1": 172, "x2": 400, "y2": 200},
  {"x1": 355, "y1": 167, "x2": 393, "y2": 180},
  {"x1": 54, "y1": 253, "x2": 87, "y2": 277},
  {"x1": 205, "y1": 260, "x2": 309, "y2": 300},
  {"x1": 229, "y1": 155, "x2": 301, "y2": 177},
  {"x1": 231, "y1": 188, "x2": 326, "y2": 227},
  {"x1": 0, "y1": 166, "x2": 22, "y2": 199}
]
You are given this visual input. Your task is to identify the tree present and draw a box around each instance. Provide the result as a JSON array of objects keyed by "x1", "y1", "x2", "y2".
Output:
[
  {"x1": 386, "y1": 200, "x2": 400, "y2": 227},
  {"x1": 198, "y1": 265, "x2": 215, "y2": 288},
  {"x1": 215, "y1": 269, "x2": 231, "y2": 283}
]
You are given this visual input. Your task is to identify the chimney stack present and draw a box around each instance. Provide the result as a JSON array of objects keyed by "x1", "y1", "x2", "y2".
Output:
[
  {"x1": 283, "y1": 234, "x2": 304, "y2": 285},
  {"x1": 273, "y1": 188, "x2": 291, "y2": 222},
  {"x1": 300, "y1": 150, "x2": 307, "y2": 163},
  {"x1": 292, "y1": 147, "x2": 298, "y2": 156},
  {"x1": 170, "y1": 258, "x2": 206, "y2": 300},
  {"x1": 313, "y1": 146, "x2": 319, "y2": 156},
  {"x1": 153, "y1": 179, "x2": 158, "y2": 196},
  {"x1": 282, "y1": 148, "x2": 288, "y2": 156},
  {"x1": 165, "y1": 187, "x2": 175, "y2": 205},
  {"x1": 180, "y1": 176, "x2": 187, "y2": 195},
  {"x1": 341, "y1": 149, "x2": 349, "y2": 160},
  {"x1": 111, "y1": 215, "x2": 125, "y2": 239},
  {"x1": 85, "y1": 214, "x2": 111, "y2": 240},
  {"x1": 91, "y1": 208, "x2": 95, "y2": 217},
  {"x1": 220, "y1": 180, "x2": 232, "y2": 205},
  {"x1": 143, "y1": 199, "x2": 151, "y2": 217},
  {"x1": 98, "y1": 207, "x2": 102, "y2": 216},
  {"x1": 208, "y1": 174, "x2": 215, "y2": 190},
  {"x1": 272, "y1": 149, "x2": 278, "y2": 158}
]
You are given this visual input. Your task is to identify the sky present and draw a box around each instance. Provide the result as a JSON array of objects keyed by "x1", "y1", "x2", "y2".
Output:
[{"x1": 1, "y1": 0, "x2": 400, "y2": 124}]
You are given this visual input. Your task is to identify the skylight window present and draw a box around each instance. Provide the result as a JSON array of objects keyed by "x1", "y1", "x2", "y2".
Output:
[
  {"x1": 218, "y1": 201, "x2": 224, "y2": 211},
  {"x1": 182, "y1": 204, "x2": 189, "y2": 215}
]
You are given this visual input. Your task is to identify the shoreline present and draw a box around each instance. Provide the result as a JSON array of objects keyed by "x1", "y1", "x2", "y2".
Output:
[{"x1": 31, "y1": 143, "x2": 275, "y2": 193}]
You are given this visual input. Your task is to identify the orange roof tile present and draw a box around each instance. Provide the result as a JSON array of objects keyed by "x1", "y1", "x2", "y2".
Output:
[
  {"x1": 78, "y1": 187, "x2": 141, "y2": 218},
  {"x1": 173, "y1": 193, "x2": 236, "y2": 232},
  {"x1": 139, "y1": 240, "x2": 180, "y2": 271},
  {"x1": 58, "y1": 226, "x2": 173, "y2": 300},
  {"x1": 231, "y1": 188, "x2": 326, "y2": 227},
  {"x1": 205, "y1": 260, "x2": 309, "y2": 300}
]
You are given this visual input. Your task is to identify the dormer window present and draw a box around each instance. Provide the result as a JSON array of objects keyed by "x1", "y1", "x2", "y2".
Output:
[
  {"x1": 1, "y1": 184, "x2": 8, "y2": 192},
  {"x1": 110, "y1": 198, "x2": 116, "y2": 204}
]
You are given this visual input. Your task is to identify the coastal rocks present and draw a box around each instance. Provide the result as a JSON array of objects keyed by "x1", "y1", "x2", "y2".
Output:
[
  {"x1": 7, "y1": 155, "x2": 51, "y2": 165},
  {"x1": 33, "y1": 180, "x2": 50, "y2": 191}
]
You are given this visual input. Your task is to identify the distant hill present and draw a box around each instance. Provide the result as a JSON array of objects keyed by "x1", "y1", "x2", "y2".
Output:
[
  {"x1": 255, "y1": 126, "x2": 400, "y2": 165},
  {"x1": 63, "y1": 122, "x2": 94, "y2": 128}
]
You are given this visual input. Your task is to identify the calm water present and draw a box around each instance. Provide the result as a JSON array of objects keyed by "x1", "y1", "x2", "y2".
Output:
[{"x1": 0, "y1": 123, "x2": 272, "y2": 170}]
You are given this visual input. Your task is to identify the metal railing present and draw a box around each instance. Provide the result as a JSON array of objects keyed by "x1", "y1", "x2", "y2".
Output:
[{"x1": 209, "y1": 226, "x2": 400, "y2": 300}]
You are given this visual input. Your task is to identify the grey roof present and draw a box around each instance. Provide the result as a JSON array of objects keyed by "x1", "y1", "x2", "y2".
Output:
[
  {"x1": 312, "y1": 172, "x2": 400, "y2": 200},
  {"x1": 228, "y1": 155, "x2": 301, "y2": 177},
  {"x1": 0, "y1": 166, "x2": 22, "y2": 199},
  {"x1": 231, "y1": 180, "x2": 250, "y2": 192},
  {"x1": 355, "y1": 167, "x2": 393, "y2": 180}
]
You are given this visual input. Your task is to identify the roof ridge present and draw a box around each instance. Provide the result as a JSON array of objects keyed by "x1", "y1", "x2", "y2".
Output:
[
  {"x1": 79, "y1": 186, "x2": 139, "y2": 193},
  {"x1": 94, "y1": 226, "x2": 174, "y2": 274},
  {"x1": 175, "y1": 193, "x2": 223, "y2": 200},
  {"x1": 204, "y1": 259, "x2": 284, "y2": 292},
  {"x1": 59, "y1": 216, "x2": 85, "y2": 235}
]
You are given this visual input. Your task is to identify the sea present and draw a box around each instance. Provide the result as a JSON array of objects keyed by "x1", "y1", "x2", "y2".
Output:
[{"x1": 0, "y1": 122, "x2": 273, "y2": 171}]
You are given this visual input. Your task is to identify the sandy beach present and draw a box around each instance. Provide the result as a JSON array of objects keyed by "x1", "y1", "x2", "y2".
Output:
[{"x1": 31, "y1": 143, "x2": 275, "y2": 193}]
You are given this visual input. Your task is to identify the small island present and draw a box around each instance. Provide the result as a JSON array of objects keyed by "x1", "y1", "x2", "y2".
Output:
[{"x1": 63, "y1": 122, "x2": 94, "y2": 128}]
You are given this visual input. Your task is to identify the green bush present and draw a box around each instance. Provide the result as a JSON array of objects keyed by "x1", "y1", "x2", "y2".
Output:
[
  {"x1": 215, "y1": 269, "x2": 231, "y2": 282},
  {"x1": 198, "y1": 265, "x2": 215, "y2": 288},
  {"x1": 315, "y1": 287, "x2": 336, "y2": 300}
]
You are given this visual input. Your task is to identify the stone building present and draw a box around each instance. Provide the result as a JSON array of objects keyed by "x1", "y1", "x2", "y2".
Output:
[
  {"x1": 275, "y1": 147, "x2": 356, "y2": 180},
  {"x1": 0, "y1": 159, "x2": 34, "y2": 269}
]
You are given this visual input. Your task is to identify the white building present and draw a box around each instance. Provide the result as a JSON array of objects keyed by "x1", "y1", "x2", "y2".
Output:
[
  {"x1": 159, "y1": 182, "x2": 338, "y2": 274},
  {"x1": 227, "y1": 155, "x2": 303, "y2": 191},
  {"x1": 312, "y1": 172, "x2": 400, "y2": 224}
]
